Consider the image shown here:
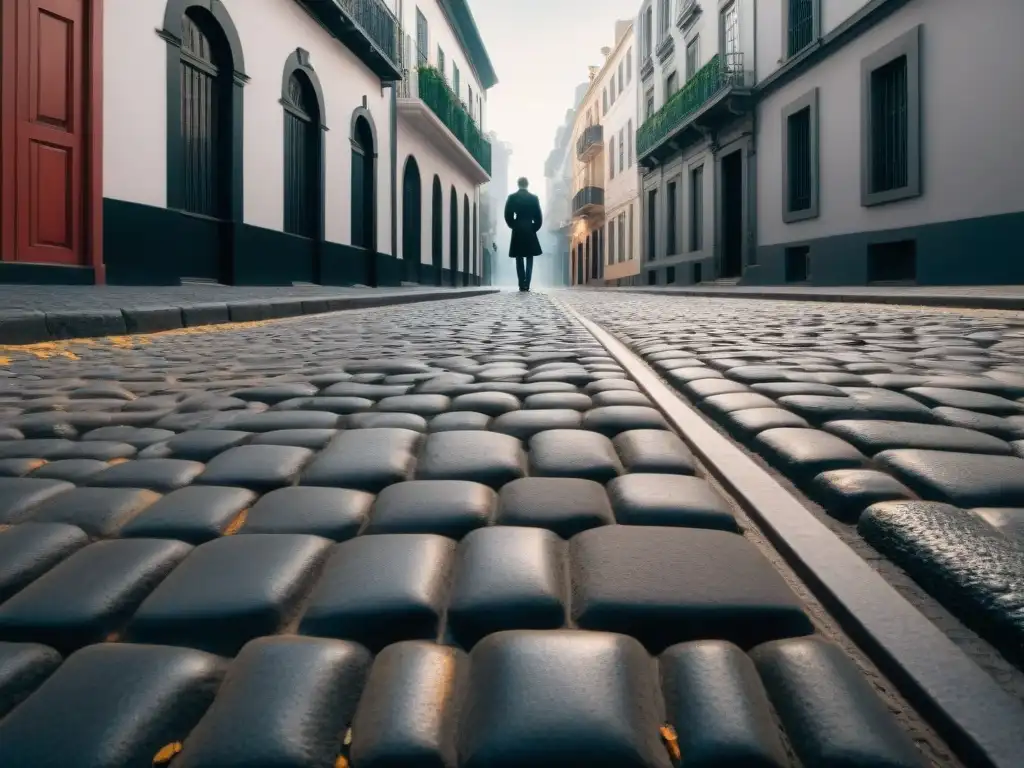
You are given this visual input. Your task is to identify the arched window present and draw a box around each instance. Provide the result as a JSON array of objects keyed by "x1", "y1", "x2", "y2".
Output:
[
  {"x1": 472, "y1": 202, "x2": 478, "y2": 282},
  {"x1": 402, "y1": 156, "x2": 422, "y2": 283},
  {"x1": 449, "y1": 186, "x2": 458, "y2": 285},
  {"x1": 431, "y1": 175, "x2": 443, "y2": 284},
  {"x1": 351, "y1": 110, "x2": 377, "y2": 250},
  {"x1": 162, "y1": 0, "x2": 245, "y2": 220},
  {"x1": 281, "y1": 50, "x2": 325, "y2": 239},
  {"x1": 463, "y1": 194, "x2": 470, "y2": 278}
]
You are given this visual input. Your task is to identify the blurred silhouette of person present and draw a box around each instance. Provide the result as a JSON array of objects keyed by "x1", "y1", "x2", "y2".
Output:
[{"x1": 504, "y1": 177, "x2": 543, "y2": 291}]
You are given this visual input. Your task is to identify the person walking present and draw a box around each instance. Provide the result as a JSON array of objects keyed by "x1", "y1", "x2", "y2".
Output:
[{"x1": 504, "y1": 177, "x2": 543, "y2": 292}]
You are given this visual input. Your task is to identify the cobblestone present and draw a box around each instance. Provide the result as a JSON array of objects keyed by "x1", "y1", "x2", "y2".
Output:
[
  {"x1": 0, "y1": 292, "x2": 990, "y2": 765},
  {"x1": 565, "y1": 291, "x2": 1024, "y2": 679}
]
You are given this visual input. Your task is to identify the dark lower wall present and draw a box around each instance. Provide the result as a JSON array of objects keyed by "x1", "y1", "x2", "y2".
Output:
[
  {"x1": 104, "y1": 198, "x2": 404, "y2": 287},
  {"x1": 745, "y1": 211, "x2": 1024, "y2": 286},
  {"x1": 0, "y1": 262, "x2": 95, "y2": 285}
]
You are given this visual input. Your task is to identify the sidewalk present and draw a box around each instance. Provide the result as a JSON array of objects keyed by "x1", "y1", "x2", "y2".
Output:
[
  {"x1": 610, "y1": 284, "x2": 1024, "y2": 311},
  {"x1": 0, "y1": 285, "x2": 496, "y2": 345}
]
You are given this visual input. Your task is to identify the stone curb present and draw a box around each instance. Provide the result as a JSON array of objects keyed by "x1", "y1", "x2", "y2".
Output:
[
  {"x1": 562, "y1": 303, "x2": 1024, "y2": 768},
  {"x1": 609, "y1": 287, "x2": 1024, "y2": 311},
  {"x1": 0, "y1": 289, "x2": 498, "y2": 346}
]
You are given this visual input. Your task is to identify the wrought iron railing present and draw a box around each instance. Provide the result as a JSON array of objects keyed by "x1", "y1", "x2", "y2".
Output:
[
  {"x1": 576, "y1": 124, "x2": 604, "y2": 158},
  {"x1": 336, "y1": 0, "x2": 399, "y2": 64},
  {"x1": 572, "y1": 186, "x2": 604, "y2": 215},
  {"x1": 415, "y1": 66, "x2": 492, "y2": 175},
  {"x1": 636, "y1": 52, "x2": 747, "y2": 157}
]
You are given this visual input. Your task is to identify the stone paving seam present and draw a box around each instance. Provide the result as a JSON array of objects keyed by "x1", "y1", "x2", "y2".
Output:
[
  {"x1": 0, "y1": 289, "x2": 498, "y2": 345},
  {"x1": 561, "y1": 301, "x2": 1024, "y2": 768}
]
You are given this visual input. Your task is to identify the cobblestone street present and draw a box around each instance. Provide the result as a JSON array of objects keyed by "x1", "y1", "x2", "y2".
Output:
[{"x1": 0, "y1": 291, "x2": 1021, "y2": 766}]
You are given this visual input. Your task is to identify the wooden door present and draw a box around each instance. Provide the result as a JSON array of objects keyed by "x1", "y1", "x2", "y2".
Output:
[{"x1": 13, "y1": 0, "x2": 86, "y2": 264}]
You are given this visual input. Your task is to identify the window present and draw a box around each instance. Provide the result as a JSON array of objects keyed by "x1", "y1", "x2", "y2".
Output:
[
  {"x1": 659, "y1": 0, "x2": 671, "y2": 39},
  {"x1": 609, "y1": 139, "x2": 616, "y2": 178},
  {"x1": 787, "y1": 0, "x2": 816, "y2": 57},
  {"x1": 666, "y1": 265, "x2": 676, "y2": 284},
  {"x1": 862, "y1": 26, "x2": 921, "y2": 206},
  {"x1": 721, "y1": 2, "x2": 739, "y2": 71},
  {"x1": 782, "y1": 88, "x2": 818, "y2": 222},
  {"x1": 646, "y1": 189, "x2": 657, "y2": 260},
  {"x1": 785, "y1": 246, "x2": 810, "y2": 282},
  {"x1": 618, "y1": 212, "x2": 626, "y2": 262},
  {"x1": 666, "y1": 181, "x2": 678, "y2": 255},
  {"x1": 618, "y1": 61, "x2": 624, "y2": 92},
  {"x1": 690, "y1": 165, "x2": 703, "y2": 251},
  {"x1": 453, "y1": 64, "x2": 460, "y2": 98},
  {"x1": 437, "y1": 46, "x2": 445, "y2": 78},
  {"x1": 610, "y1": 75, "x2": 616, "y2": 104},
  {"x1": 415, "y1": 8, "x2": 428, "y2": 64},
  {"x1": 283, "y1": 71, "x2": 319, "y2": 238},
  {"x1": 693, "y1": 262, "x2": 702, "y2": 283},
  {"x1": 648, "y1": 270, "x2": 657, "y2": 285},
  {"x1": 645, "y1": 89, "x2": 655, "y2": 119},
  {"x1": 603, "y1": 88, "x2": 608, "y2": 113},
  {"x1": 608, "y1": 219, "x2": 616, "y2": 264},
  {"x1": 665, "y1": 71, "x2": 678, "y2": 97},
  {"x1": 468, "y1": 85, "x2": 474, "y2": 118},
  {"x1": 868, "y1": 240, "x2": 916, "y2": 282},
  {"x1": 627, "y1": 120, "x2": 634, "y2": 166},
  {"x1": 618, "y1": 128, "x2": 624, "y2": 172},
  {"x1": 628, "y1": 204, "x2": 634, "y2": 259},
  {"x1": 642, "y1": 7, "x2": 653, "y2": 60},
  {"x1": 626, "y1": 47, "x2": 632, "y2": 82},
  {"x1": 686, "y1": 37, "x2": 699, "y2": 80}
]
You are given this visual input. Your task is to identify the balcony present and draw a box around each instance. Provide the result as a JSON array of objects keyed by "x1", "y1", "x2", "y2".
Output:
[
  {"x1": 397, "y1": 62, "x2": 492, "y2": 183},
  {"x1": 576, "y1": 124, "x2": 604, "y2": 161},
  {"x1": 572, "y1": 186, "x2": 604, "y2": 218},
  {"x1": 296, "y1": 0, "x2": 401, "y2": 80},
  {"x1": 636, "y1": 52, "x2": 754, "y2": 166}
]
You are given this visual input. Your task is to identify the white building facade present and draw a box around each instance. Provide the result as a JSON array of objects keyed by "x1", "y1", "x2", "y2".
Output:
[
  {"x1": 395, "y1": 0, "x2": 497, "y2": 286},
  {"x1": 569, "y1": 21, "x2": 638, "y2": 286},
  {"x1": 0, "y1": 0, "x2": 494, "y2": 286},
  {"x1": 632, "y1": 0, "x2": 1024, "y2": 287}
]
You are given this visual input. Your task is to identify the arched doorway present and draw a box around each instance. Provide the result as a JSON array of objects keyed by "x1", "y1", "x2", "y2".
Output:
[
  {"x1": 463, "y1": 194, "x2": 470, "y2": 282},
  {"x1": 472, "y1": 202, "x2": 478, "y2": 286},
  {"x1": 281, "y1": 51, "x2": 324, "y2": 243},
  {"x1": 350, "y1": 111, "x2": 376, "y2": 253},
  {"x1": 431, "y1": 176, "x2": 443, "y2": 286},
  {"x1": 449, "y1": 186, "x2": 458, "y2": 286},
  {"x1": 401, "y1": 156, "x2": 422, "y2": 283}
]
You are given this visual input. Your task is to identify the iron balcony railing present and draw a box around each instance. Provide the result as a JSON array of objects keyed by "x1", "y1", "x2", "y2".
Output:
[
  {"x1": 576, "y1": 124, "x2": 604, "y2": 159},
  {"x1": 335, "y1": 0, "x2": 399, "y2": 65},
  {"x1": 572, "y1": 186, "x2": 604, "y2": 216},
  {"x1": 636, "y1": 52, "x2": 748, "y2": 158},
  {"x1": 411, "y1": 66, "x2": 492, "y2": 175}
]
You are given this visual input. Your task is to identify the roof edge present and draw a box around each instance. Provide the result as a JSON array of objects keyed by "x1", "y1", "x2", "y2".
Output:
[{"x1": 440, "y1": 0, "x2": 498, "y2": 89}]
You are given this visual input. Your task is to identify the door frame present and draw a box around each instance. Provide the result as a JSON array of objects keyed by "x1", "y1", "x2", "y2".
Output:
[{"x1": 0, "y1": 0, "x2": 104, "y2": 282}]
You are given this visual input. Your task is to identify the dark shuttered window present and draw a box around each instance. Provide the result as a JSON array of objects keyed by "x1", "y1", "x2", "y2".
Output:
[
  {"x1": 180, "y1": 14, "x2": 222, "y2": 217},
  {"x1": 283, "y1": 73, "x2": 317, "y2": 238},
  {"x1": 870, "y1": 55, "x2": 909, "y2": 194},
  {"x1": 787, "y1": 106, "x2": 812, "y2": 212},
  {"x1": 788, "y1": 0, "x2": 814, "y2": 57}
]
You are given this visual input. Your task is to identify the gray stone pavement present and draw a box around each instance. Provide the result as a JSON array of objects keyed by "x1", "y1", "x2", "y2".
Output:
[
  {"x1": 565, "y1": 292, "x2": 1024, "y2": 681},
  {"x1": 0, "y1": 291, "x2": 1012, "y2": 766},
  {"x1": 609, "y1": 283, "x2": 1024, "y2": 311},
  {"x1": 0, "y1": 284, "x2": 493, "y2": 345}
]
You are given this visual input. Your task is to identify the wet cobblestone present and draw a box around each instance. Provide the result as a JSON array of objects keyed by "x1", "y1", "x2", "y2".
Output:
[
  {"x1": 565, "y1": 292, "x2": 1024, "y2": 680},
  {"x1": 0, "y1": 293, "x2": 966, "y2": 766}
]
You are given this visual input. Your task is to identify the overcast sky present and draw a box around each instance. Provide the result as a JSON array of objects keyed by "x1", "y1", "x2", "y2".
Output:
[{"x1": 468, "y1": 0, "x2": 636, "y2": 206}]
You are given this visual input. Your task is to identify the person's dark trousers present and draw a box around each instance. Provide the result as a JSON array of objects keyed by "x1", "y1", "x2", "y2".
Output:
[{"x1": 515, "y1": 255, "x2": 534, "y2": 291}]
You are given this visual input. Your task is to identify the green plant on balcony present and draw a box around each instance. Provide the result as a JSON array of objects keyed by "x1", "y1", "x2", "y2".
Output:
[
  {"x1": 416, "y1": 65, "x2": 492, "y2": 175},
  {"x1": 636, "y1": 53, "x2": 725, "y2": 157}
]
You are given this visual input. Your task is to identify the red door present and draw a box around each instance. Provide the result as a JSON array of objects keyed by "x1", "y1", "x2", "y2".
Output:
[{"x1": 12, "y1": 0, "x2": 86, "y2": 265}]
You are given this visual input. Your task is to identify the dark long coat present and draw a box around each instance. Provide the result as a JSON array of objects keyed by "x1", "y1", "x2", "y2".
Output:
[{"x1": 504, "y1": 189, "x2": 543, "y2": 259}]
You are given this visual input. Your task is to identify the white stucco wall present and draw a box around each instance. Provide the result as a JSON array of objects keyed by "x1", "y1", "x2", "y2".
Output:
[
  {"x1": 757, "y1": 0, "x2": 873, "y2": 81},
  {"x1": 394, "y1": 0, "x2": 487, "y2": 130},
  {"x1": 757, "y1": 0, "x2": 1024, "y2": 247},
  {"x1": 103, "y1": 0, "x2": 393, "y2": 253}
]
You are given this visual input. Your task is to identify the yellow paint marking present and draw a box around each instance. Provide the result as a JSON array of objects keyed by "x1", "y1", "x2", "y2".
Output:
[
  {"x1": 107, "y1": 457, "x2": 130, "y2": 465},
  {"x1": 660, "y1": 724, "x2": 681, "y2": 762},
  {"x1": 153, "y1": 742, "x2": 183, "y2": 765},
  {"x1": 222, "y1": 508, "x2": 249, "y2": 536}
]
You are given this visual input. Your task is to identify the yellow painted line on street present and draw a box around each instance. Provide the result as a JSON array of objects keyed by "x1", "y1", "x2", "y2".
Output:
[{"x1": 0, "y1": 317, "x2": 291, "y2": 364}]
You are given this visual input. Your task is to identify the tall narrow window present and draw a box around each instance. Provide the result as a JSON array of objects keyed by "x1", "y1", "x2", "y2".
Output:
[
  {"x1": 351, "y1": 116, "x2": 376, "y2": 250},
  {"x1": 437, "y1": 46, "x2": 446, "y2": 78},
  {"x1": 659, "y1": 0, "x2": 671, "y2": 39},
  {"x1": 643, "y1": 7, "x2": 653, "y2": 59},
  {"x1": 453, "y1": 64, "x2": 461, "y2": 98},
  {"x1": 618, "y1": 61, "x2": 624, "y2": 92},
  {"x1": 628, "y1": 204, "x2": 634, "y2": 260},
  {"x1": 609, "y1": 139, "x2": 616, "y2": 178},
  {"x1": 686, "y1": 37, "x2": 699, "y2": 80},
  {"x1": 618, "y1": 212, "x2": 626, "y2": 262},
  {"x1": 666, "y1": 181, "x2": 677, "y2": 255},
  {"x1": 870, "y1": 56, "x2": 909, "y2": 194},
  {"x1": 608, "y1": 219, "x2": 616, "y2": 264},
  {"x1": 415, "y1": 8, "x2": 428, "y2": 64},
  {"x1": 646, "y1": 189, "x2": 657, "y2": 260},
  {"x1": 721, "y1": 2, "x2": 739, "y2": 74},
  {"x1": 468, "y1": 85, "x2": 474, "y2": 118},
  {"x1": 665, "y1": 71, "x2": 678, "y2": 97},
  {"x1": 645, "y1": 89, "x2": 655, "y2": 120},
  {"x1": 787, "y1": 106, "x2": 812, "y2": 213},
  {"x1": 690, "y1": 165, "x2": 704, "y2": 251},
  {"x1": 603, "y1": 88, "x2": 608, "y2": 113},
  {"x1": 283, "y1": 71, "x2": 319, "y2": 238},
  {"x1": 626, "y1": 47, "x2": 632, "y2": 82},
  {"x1": 787, "y1": 0, "x2": 814, "y2": 57},
  {"x1": 618, "y1": 128, "x2": 624, "y2": 172},
  {"x1": 627, "y1": 120, "x2": 634, "y2": 166},
  {"x1": 180, "y1": 12, "x2": 225, "y2": 217}
]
